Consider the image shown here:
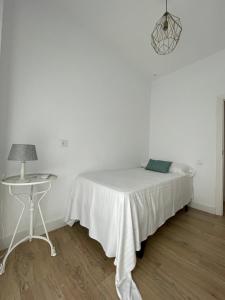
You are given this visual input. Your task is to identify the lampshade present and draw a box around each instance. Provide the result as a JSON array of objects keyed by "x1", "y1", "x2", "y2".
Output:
[
  {"x1": 8, "y1": 144, "x2": 38, "y2": 162},
  {"x1": 151, "y1": 0, "x2": 182, "y2": 55}
]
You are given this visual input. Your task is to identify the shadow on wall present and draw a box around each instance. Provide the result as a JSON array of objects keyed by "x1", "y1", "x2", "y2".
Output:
[
  {"x1": 0, "y1": 0, "x2": 150, "y2": 248},
  {"x1": 0, "y1": 0, "x2": 13, "y2": 246}
]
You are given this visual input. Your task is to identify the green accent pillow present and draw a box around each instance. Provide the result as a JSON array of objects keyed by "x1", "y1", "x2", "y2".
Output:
[{"x1": 145, "y1": 159, "x2": 172, "y2": 173}]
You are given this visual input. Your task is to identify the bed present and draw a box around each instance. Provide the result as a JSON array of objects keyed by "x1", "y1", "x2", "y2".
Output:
[{"x1": 66, "y1": 167, "x2": 193, "y2": 300}]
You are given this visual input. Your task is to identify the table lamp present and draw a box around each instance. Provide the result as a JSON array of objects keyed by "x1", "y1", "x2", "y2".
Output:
[{"x1": 8, "y1": 144, "x2": 38, "y2": 181}]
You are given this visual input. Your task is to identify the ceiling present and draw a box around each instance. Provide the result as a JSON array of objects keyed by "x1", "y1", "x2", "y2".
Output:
[{"x1": 58, "y1": 0, "x2": 225, "y2": 80}]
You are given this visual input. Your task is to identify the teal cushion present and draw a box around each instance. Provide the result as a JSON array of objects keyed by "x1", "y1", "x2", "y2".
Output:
[{"x1": 146, "y1": 159, "x2": 172, "y2": 173}]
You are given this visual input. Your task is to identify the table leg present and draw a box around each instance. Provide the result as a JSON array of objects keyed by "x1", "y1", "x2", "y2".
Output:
[
  {"x1": 29, "y1": 186, "x2": 34, "y2": 242},
  {"x1": 0, "y1": 183, "x2": 57, "y2": 275},
  {"x1": 0, "y1": 187, "x2": 26, "y2": 275},
  {"x1": 36, "y1": 183, "x2": 56, "y2": 256}
]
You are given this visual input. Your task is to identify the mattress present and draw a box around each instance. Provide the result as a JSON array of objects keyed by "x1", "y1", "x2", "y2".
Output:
[{"x1": 66, "y1": 168, "x2": 193, "y2": 300}]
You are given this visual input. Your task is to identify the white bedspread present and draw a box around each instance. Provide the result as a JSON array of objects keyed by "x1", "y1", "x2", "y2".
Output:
[{"x1": 66, "y1": 168, "x2": 193, "y2": 299}]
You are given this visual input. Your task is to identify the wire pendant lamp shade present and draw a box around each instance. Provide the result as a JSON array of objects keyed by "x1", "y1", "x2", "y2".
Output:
[{"x1": 151, "y1": 0, "x2": 182, "y2": 55}]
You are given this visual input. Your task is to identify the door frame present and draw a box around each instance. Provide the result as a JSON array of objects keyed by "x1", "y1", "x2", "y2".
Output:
[{"x1": 215, "y1": 96, "x2": 225, "y2": 215}]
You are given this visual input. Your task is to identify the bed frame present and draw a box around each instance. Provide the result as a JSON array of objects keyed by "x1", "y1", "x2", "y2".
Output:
[{"x1": 136, "y1": 205, "x2": 189, "y2": 259}]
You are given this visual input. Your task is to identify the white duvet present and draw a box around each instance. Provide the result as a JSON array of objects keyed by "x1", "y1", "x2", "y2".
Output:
[{"x1": 66, "y1": 168, "x2": 193, "y2": 299}]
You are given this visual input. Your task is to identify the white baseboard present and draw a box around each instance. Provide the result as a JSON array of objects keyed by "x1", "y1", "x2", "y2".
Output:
[
  {"x1": 0, "y1": 218, "x2": 66, "y2": 251},
  {"x1": 0, "y1": 203, "x2": 217, "y2": 250},
  {"x1": 189, "y1": 201, "x2": 216, "y2": 214}
]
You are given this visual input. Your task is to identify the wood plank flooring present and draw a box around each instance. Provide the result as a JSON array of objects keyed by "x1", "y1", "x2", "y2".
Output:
[{"x1": 1, "y1": 208, "x2": 225, "y2": 299}]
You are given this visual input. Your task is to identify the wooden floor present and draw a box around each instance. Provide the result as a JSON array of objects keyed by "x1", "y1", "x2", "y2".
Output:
[{"x1": 1, "y1": 208, "x2": 225, "y2": 299}]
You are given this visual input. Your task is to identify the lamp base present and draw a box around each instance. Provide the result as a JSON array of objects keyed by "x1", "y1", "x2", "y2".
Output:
[{"x1": 19, "y1": 162, "x2": 29, "y2": 182}]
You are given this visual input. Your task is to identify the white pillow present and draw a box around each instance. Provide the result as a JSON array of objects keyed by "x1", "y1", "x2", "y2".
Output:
[
  {"x1": 140, "y1": 160, "x2": 149, "y2": 168},
  {"x1": 170, "y1": 162, "x2": 194, "y2": 176}
]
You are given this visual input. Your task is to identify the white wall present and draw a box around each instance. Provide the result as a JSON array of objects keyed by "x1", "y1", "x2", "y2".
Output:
[
  {"x1": 0, "y1": 0, "x2": 7, "y2": 246},
  {"x1": 0, "y1": 0, "x2": 3, "y2": 50},
  {"x1": 150, "y1": 49, "x2": 225, "y2": 213},
  {"x1": 0, "y1": 0, "x2": 5, "y2": 162},
  {"x1": 0, "y1": 0, "x2": 150, "y2": 247}
]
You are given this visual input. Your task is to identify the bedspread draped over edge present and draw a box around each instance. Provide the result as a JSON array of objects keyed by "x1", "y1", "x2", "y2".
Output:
[{"x1": 66, "y1": 168, "x2": 193, "y2": 300}]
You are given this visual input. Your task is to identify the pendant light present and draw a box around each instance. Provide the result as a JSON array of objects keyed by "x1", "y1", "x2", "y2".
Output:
[{"x1": 151, "y1": 0, "x2": 182, "y2": 55}]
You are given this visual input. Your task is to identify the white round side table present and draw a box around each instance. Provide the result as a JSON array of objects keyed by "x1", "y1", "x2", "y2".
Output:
[{"x1": 0, "y1": 173, "x2": 57, "y2": 275}]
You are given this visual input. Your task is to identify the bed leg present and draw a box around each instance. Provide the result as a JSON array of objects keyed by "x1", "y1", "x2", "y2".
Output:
[
  {"x1": 72, "y1": 221, "x2": 79, "y2": 227},
  {"x1": 184, "y1": 205, "x2": 189, "y2": 212},
  {"x1": 136, "y1": 240, "x2": 147, "y2": 259}
]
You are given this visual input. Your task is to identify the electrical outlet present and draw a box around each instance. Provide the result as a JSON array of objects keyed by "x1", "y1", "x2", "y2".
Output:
[
  {"x1": 60, "y1": 139, "x2": 69, "y2": 147},
  {"x1": 196, "y1": 160, "x2": 203, "y2": 166}
]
